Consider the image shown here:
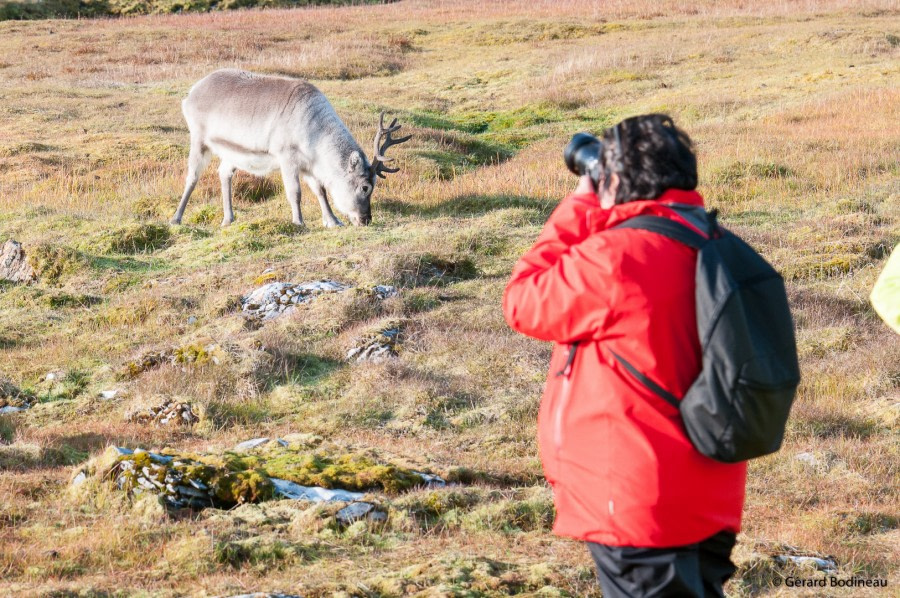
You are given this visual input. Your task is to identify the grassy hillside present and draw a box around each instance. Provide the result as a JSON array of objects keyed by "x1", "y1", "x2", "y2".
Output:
[
  {"x1": 0, "y1": 0, "x2": 898, "y2": 595},
  {"x1": 0, "y1": 0, "x2": 389, "y2": 21}
]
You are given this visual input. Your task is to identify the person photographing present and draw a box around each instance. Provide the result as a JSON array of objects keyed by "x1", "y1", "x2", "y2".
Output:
[{"x1": 503, "y1": 114, "x2": 799, "y2": 597}]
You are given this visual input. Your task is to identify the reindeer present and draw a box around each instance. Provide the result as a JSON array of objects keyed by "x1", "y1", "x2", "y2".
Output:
[{"x1": 170, "y1": 69, "x2": 410, "y2": 228}]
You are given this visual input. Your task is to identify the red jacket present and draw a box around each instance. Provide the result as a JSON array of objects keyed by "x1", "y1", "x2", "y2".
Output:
[{"x1": 503, "y1": 188, "x2": 746, "y2": 548}]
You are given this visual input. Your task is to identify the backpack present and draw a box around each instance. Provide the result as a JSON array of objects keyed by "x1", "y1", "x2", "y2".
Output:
[{"x1": 612, "y1": 208, "x2": 800, "y2": 463}]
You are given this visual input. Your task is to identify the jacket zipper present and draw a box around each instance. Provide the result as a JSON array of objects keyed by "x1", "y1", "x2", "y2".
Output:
[{"x1": 553, "y1": 343, "x2": 578, "y2": 451}]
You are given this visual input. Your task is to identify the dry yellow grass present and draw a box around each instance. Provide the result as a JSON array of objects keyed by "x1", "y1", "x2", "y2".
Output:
[{"x1": 0, "y1": 0, "x2": 898, "y2": 596}]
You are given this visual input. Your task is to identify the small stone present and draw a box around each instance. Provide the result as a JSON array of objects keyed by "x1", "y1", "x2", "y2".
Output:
[
  {"x1": 187, "y1": 316, "x2": 198, "y2": 325},
  {"x1": 71, "y1": 471, "x2": 87, "y2": 486},
  {"x1": 795, "y1": 452, "x2": 819, "y2": 467},
  {"x1": 372, "y1": 284, "x2": 398, "y2": 299},
  {"x1": 234, "y1": 437, "x2": 270, "y2": 451},
  {"x1": 774, "y1": 555, "x2": 837, "y2": 573},
  {"x1": 270, "y1": 478, "x2": 365, "y2": 502},
  {"x1": 413, "y1": 471, "x2": 446, "y2": 487},
  {"x1": 335, "y1": 501, "x2": 375, "y2": 524},
  {"x1": 175, "y1": 484, "x2": 210, "y2": 500},
  {"x1": 188, "y1": 478, "x2": 208, "y2": 491},
  {"x1": 99, "y1": 390, "x2": 119, "y2": 400}
]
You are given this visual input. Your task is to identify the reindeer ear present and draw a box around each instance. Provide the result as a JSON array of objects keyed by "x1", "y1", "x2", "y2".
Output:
[{"x1": 348, "y1": 151, "x2": 363, "y2": 173}]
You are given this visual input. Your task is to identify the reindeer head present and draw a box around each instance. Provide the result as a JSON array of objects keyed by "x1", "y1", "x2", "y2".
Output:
[{"x1": 336, "y1": 112, "x2": 409, "y2": 226}]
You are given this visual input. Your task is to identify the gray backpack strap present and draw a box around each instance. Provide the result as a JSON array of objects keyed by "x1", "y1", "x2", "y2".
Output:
[{"x1": 613, "y1": 215, "x2": 708, "y2": 249}]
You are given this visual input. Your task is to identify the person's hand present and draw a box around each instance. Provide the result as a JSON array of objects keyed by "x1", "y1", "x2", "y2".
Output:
[{"x1": 574, "y1": 174, "x2": 597, "y2": 195}]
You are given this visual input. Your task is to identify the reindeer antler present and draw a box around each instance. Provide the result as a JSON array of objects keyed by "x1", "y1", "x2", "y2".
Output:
[{"x1": 372, "y1": 112, "x2": 411, "y2": 179}]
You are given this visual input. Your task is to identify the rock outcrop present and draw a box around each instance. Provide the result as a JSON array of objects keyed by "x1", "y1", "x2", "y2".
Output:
[
  {"x1": 241, "y1": 281, "x2": 398, "y2": 322},
  {"x1": 347, "y1": 326, "x2": 401, "y2": 363},
  {"x1": 242, "y1": 280, "x2": 350, "y2": 321},
  {"x1": 73, "y1": 441, "x2": 445, "y2": 512},
  {"x1": 0, "y1": 240, "x2": 37, "y2": 283},
  {"x1": 126, "y1": 399, "x2": 198, "y2": 426}
]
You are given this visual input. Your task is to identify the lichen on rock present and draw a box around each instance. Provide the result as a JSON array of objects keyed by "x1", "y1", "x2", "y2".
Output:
[
  {"x1": 77, "y1": 441, "x2": 443, "y2": 511},
  {"x1": 242, "y1": 280, "x2": 351, "y2": 321}
]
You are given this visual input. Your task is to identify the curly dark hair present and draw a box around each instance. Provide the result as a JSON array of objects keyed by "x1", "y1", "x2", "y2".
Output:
[{"x1": 600, "y1": 114, "x2": 697, "y2": 204}]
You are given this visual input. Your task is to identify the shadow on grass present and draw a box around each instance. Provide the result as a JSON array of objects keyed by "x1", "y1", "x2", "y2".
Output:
[
  {"x1": 89, "y1": 255, "x2": 169, "y2": 273},
  {"x1": 381, "y1": 193, "x2": 555, "y2": 220},
  {"x1": 788, "y1": 288, "x2": 877, "y2": 326},
  {"x1": 262, "y1": 352, "x2": 345, "y2": 390}
]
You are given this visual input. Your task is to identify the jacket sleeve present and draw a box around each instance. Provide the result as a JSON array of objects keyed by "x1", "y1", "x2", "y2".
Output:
[{"x1": 503, "y1": 192, "x2": 621, "y2": 343}]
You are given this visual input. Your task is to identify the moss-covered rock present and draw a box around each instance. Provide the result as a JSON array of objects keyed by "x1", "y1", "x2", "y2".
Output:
[
  {"x1": 81, "y1": 443, "x2": 433, "y2": 510},
  {"x1": 263, "y1": 450, "x2": 425, "y2": 494}
]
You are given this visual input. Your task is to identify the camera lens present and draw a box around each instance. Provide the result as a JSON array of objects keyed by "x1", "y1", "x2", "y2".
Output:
[{"x1": 564, "y1": 133, "x2": 603, "y2": 180}]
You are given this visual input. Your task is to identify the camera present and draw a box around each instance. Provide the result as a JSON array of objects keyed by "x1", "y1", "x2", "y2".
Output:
[{"x1": 564, "y1": 132, "x2": 604, "y2": 188}]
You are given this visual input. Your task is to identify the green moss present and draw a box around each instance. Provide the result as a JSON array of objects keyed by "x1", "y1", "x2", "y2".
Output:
[
  {"x1": 173, "y1": 343, "x2": 209, "y2": 365},
  {"x1": 41, "y1": 292, "x2": 101, "y2": 309},
  {"x1": 262, "y1": 451, "x2": 424, "y2": 494},
  {"x1": 26, "y1": 243, "x2": 87, "y2": 284},
  {"x1": 88, "y1": 223, "x2": 171, "y2": 255},
  {"x1": 186, "y1": 204, "x2": 217, "y2": 226},
  {"x1": 461, "y1": 494, "x2": 555, "y2": 533},
  {"x1": 121, "y1": 350, "x2": 172, "y2": 379},
  {"x1": 212, "y1": 468, "x2": 274, "y2": 504},
  {"x1": 220, "y1": 217, "x2": 304, "y2": 252},
  {"x1": 132, "y1": 195, "x2": 177, "y2": 219}
]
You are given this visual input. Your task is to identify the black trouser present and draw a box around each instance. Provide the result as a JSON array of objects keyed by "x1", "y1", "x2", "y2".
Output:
[{"x1": 587, "y1": 531, "x2": 737, "y2": 598}]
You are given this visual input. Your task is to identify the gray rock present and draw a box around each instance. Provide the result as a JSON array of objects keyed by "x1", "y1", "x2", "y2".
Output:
[
  {"x1": 413, "y1": 471, "x2": 446, "y2": 487},
  {"x1": 334, "y1": 502, "x2": 388, "y2": 525},
  {"x1": 234, "y1": 437, "x2": 270, "y2": 451},
  {"x1": 795, "y1": 452, "x2": 818, "y2": 467},
  {"x1": 373, "y1": 285, "x2": 398, "y2": 299},
  {"x1": 335, "y1": 501, "x2": 376, "y2": 524},
  {"x1": 71, "y1": 471, "x2": 87, "y2": 486},
  {"x1": 774, "y1": 555, "x2": 837, "y2": 573},
  {"x1": 270, "y1": 478, "x2": 365, "y2": 502},
  {"x1": 0, "y1": 240, "x2": 37, "y2": 283},
  {"x1": 0, "y1": 406, "x2": 27, "y2": 414},
  {"x1": 175, "y1": 484, "x2": 210, "y2": 499},
  {"x1": 241, "y1": 280, "x2": 351, "y2": 322}
]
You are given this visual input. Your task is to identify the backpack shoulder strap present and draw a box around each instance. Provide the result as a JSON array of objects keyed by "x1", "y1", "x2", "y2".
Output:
[{"x1": 613, "y1": 215, "x2": 708, "y2": 249}]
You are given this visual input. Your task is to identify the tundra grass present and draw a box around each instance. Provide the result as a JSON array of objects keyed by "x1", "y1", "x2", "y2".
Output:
[{"x1": 0, "y1": 1, "x2": 898, "y2": 596}]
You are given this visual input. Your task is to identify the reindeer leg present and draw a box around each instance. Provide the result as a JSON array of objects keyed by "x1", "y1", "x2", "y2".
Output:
[
  {"x1": 280, "y1": 161, "x2": 304, "y2": 227},
  {"x1": 218, "y1": 162, "x2": 237, "y2": 226},
  {"x1": 171, "y1": 143, "x2": 210, "y2": 225},
  {"x1": 303, "y1": 175, "x2": 343, "y2": 228}
]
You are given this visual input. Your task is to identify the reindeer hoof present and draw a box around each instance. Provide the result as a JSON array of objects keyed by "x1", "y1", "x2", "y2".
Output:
[
  {"x1": 221, "y1": 218, "x2": 233, "y2": 227},
  {"x1": 323, "y1": 219, "x2": 344, "y2": 228},
  {"x1": 170, "y1": 217, "x2": 182, "y2": 225}
]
